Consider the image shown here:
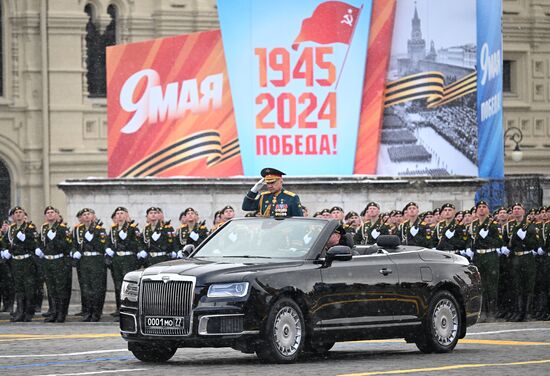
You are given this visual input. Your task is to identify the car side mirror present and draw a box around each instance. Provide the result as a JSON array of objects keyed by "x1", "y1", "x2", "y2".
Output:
[
  {"x1": 183, "y1": 244, "x2": 195, "y2": 257},
  {"x1": 324, "y1": 245, "x2": 352, "y2": 267}
]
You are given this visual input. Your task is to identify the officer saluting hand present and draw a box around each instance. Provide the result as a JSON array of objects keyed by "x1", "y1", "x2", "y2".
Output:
[{"x1": 242, "y1": 168, "x2": 303, "y2": 217}]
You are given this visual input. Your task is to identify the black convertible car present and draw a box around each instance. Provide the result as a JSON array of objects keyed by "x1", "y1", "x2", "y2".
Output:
[{"x1": 120, "y1": 217, "x2": 481, "y2": 363}]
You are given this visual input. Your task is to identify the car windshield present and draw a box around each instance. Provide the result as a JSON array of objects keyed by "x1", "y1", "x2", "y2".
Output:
[{"x1": 194, "y1": 218, "x2": 326, "y2": 259}]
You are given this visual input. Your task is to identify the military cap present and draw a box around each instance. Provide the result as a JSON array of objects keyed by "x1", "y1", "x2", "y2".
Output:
[
  {"x1": 403, "y1": 202, "x2": 418, "y2": 211},
  {"x1": 330, "y1": 206, "x2": 344, "y2": 213},
  {"x1": 75, "y1": 209, "x2": 83, "y2": 218},
  {"x1": 320, "y1": 208, "x2": 331, "y2": 215},
  {"x1": 333, "y1": 224, "x2": 346, "y2": 236},
  {"x1": 261, "y1": 167, "x2": 285, "y2": 183},
  {"x1": 423, "y1": 210, "x2": 433, "y2": 216},
  {"x1": 156, "y1": 207, "x2": 163, "y2": 213},
  {"x1": 440, "y1": 203, "x2": 455, "y2": 211},
  {"x1": 9, "y1": 206, "x2": 24, "y2": 216},
  {"x1": 80, "y1": 208, "x2": 94, "y2": 215},
  {"x1": 345, "y1": 211, "x2": 359, "y2": 220},
  {"x1": 365, "y1": 202, "x2": 380, "y2": 211},
  {"x1": 146, "y1": 207, "x2": 158, "y2": 214},
  {"x1": 528, "y1": 208, "x2": 537, "y2": 215},
  {"x1": 112, "y1": 206, "x2": 128, "y2": 217},
  {"x1": 511, "y1": 202, "x2": 524, "y2": 209},
  {"x1": 475, "y1": 200, "x2": 489, "y2": 209},
  {"x1": 312, "y1": 211, "x2": 322, "y2": 218},
  {"x1": 433, "y1": 208, "x2": 440, "y2": 214},
  {"x1": 180, "y1": 207, "x2": 196, "y2": 219},
  {"x1": 222, "y1": 205, "x2": 234, "y2": 213},
  {"x1": 44, "y1": 205, "x2": 57, "y2": 215}
]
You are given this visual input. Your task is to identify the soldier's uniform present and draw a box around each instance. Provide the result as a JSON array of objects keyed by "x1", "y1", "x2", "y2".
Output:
[
  {"x1": 397, "y1": 203, "x2": 433, "y2": 248},
  {"x1": 176, "y1": 208, "x2": 209, "y2": 256},
  {"x1": 531, "y1": 209, "x2": 547, "y2": 319},
  {"x1": 38, "y1": 206, "x2": 73, "y2": 322},
  {"x1": 4, "y1": 207, "x2": 40, "y2": 322},
  {"x1": 74, "y1": 210, "x2": 107, "y2": 322},
  {"x1": 106, "y1": 207, "x2": 140, "y2": 315},
  {"x1": 242, "y1": 168, "x2": 303, "y2": 217},
  {"x1": 434, "y1": 217, "x2": 467, "y2": 255},
  {"x1": 541, "y1": 209, "x2": 550, "y2": 320},
  {"x1": 354, "y1": 217, "x2": 389, "y2": 245},
  {"x1": 141, "y1": 211, "x2": 175, "y2": 267},
  {"x1": 503, "y1": 204, "x2": 542, "y2": 322},
  {"x1": 467, "y1": 202, "x2": 502, "y2": 321},
  {"x1": 0, "y1": 225, "x2": 15, "y2": 314},
  {"x1": 71, "y1": 212, "x2": 85, "y2": 316}
]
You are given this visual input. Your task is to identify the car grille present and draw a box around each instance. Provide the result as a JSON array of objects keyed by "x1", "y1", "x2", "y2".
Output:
[{"x1": 140, "y1": 279, "x2": 194, "y2": 336}]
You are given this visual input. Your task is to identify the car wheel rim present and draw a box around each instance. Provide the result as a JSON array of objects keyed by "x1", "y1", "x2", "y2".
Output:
[
  {"x1": 432, "y1": 298, "x2": 458, "y2": 346},
  {"x1": 273, "y1": 306, "x2": 302, "y2": 356}
]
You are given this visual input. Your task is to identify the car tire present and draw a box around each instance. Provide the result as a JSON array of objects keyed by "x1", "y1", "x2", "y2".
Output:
[
  {"x1": 415, "y1": 290, "x2": 461, "y2": 354},
  {"x1": 129, "y1": 342, "x2": 177, "y2": 362},
  {"x1": 256, "y1": 297, "x2": 305, "y2": 363}
]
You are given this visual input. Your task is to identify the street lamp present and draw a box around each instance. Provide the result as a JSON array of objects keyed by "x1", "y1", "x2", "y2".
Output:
[{"x1": 503, "y1": 126, "x2": 523, "y2": 162}]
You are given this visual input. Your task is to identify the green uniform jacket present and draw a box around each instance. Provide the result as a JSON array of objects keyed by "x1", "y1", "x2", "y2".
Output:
[
  {"x1": 467, "y1": 218, "x2": 503, "y2": 251},
  {"x1": 503, "y1": 219, "x2": 541, "y2": 253},
  {"x1": 75, "y1": 222, "x2": 107, "y2": 254},
  {"x1": 176, "y1": 222, "x2": 209, "y2": 248},
  {"x1": 142, "y1": 221, "x2": 176, "y2": 254},
  {"x1": 107, "y1": 221, "x2": 141, "y2": 255},
  {"x1": 434, "y1": 219, "x2": 467, "y2": 251},
  {"x1": 5, "y1": 222, "x2": 39, "y2": 256},
  {"x1": 353, "y1": 217, "x2": 390, "y2": 245},
  {"x1": 397, "y1": 218, "x2": 433, "y2": 248},
  {"x1": 39, "y1": 222, "x2": 72, "y2": 256},
  {"x1": 242, "y1": 189, "x2": 303, "y2": 217}
]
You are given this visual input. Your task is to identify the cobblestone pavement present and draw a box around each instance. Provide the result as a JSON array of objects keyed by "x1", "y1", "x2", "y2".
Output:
[{"x1": 1, "y1": 315, "x2": 550, "y2": 376}]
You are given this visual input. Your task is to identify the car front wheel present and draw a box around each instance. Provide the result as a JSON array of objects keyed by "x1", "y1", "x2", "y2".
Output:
[
  {"x1": 256, "y1": 297, "x2": 305, "y2": 363},
  {"x1": 415, "y1": 291, "x2": 461, "y2": 353},
  {"x1": 129, "y1": 342, "x2": 177, "y2": 362}
]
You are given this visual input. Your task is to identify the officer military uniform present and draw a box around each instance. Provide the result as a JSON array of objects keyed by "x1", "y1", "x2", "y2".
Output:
[
  {"x1": 2, "y1": 206, "x2": 40, "y2": 322},
  {"x1": 353, "y1": 202, "x2": 389, "y2": 245},
  {"x1": 467, "y1": 201, "x2": 503, "y2": 321},
  {"x1": 531, "y1": 209, "x2": 547, "y2": 320},
  {"x1": 73, "y1": 208, "x2": 107, "y2": 322},
  {"x1": 38, "y1": 206, "x2": 73, "y2": 322},
  {"x1": 105, "y1": 207, "x2": 140, "y2": 316},
  {"x1": 242, "y1": 168, "x2": 303, "y2": 217},
  {"x1": 503, "y1": 203, "x2": 542, "y2": 322},
  {"x1": 434, "y1": 203, "x2": 467, "y2": 254},
  {"x1": 397, "y1": 202, "x2": 433, "y2": 248},
  {"x1": 176, "y1": 207, "x2": 209, "y2": 256},
  {"x1": 141, "y1": 207, "x2": 175, "y2": 267},
  {"x1": 541, "y1": 209, "x2": 550, "y2": 320}
]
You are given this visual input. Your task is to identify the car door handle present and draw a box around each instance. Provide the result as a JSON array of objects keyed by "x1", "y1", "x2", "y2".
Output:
[{"x1": 379, "y1": 268, "x2": 392, "y2": 276}]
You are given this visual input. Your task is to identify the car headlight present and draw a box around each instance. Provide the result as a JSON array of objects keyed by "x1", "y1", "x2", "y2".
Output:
[
  {"x1": 207, "y1": 282, "x2": 249, "y2": 298},
  {"x1": 121, "y1": 280, "x2": 139, "y2": 302}
]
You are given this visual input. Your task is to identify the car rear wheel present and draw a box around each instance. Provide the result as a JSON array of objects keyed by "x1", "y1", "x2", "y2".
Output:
[
  {"x1": 129, "y1": 342, "x2": 177, "y2": 362},
  {"x1": 415, "y1": 291, "x2": 461, "y2": 354},
  {"x1": 256, "y1": 297, "x2": 305, "y2": 363}
]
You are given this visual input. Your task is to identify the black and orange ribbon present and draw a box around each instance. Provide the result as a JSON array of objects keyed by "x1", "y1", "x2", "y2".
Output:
[
  {"x1": 120, "y1": 130, "x2": 239, "y2": 177},
  {"x1": 384, "y1": 71, "x2": 477, "y2": 108}
]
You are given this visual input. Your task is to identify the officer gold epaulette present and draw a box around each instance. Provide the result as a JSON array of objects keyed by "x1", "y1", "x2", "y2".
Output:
[
  {"x1": 421, "y1": 221, "x2": 427, "y2": 225},
  {"x1": 283, "y1": 190, "x2": 296, "y2": 197},
  {"x1": 130, "y1": 223, "x2": 137, "y2": 228},
  {"x1": 59, "y1": 223, "x2": 67, "y2": 228},
  {"x1": 28, "y1": 223, "x2": 35, "y2": 228},
  {"x1": 260, "y1": 191, "x2": 270, "y2": 196},
  {"x1": 200, "y1": 225, "x2": 206, "y2": 229},
  {"x1": 164, "y1": 224, "x2": 172, "y2": 229},
  {"x1": 95, "y1": 225, "x2": 102, "y2": 229},
  {"x1": 112, "y1": 224, "x2": 117, "y2": 228}
]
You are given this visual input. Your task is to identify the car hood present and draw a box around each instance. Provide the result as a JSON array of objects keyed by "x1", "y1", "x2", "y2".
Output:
[{"x1": 140, "y1": 257, "x2": 305, "y2": 283}]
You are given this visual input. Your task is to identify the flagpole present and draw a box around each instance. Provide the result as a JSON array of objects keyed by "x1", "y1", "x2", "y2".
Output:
[{"x1": 335, "y1": 3, "x2": 364, "y2": 89}]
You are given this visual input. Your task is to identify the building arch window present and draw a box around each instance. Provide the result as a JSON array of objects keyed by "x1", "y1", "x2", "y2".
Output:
[
  {"x1": 0, "y1": 159, "x2": 10, "y2": 221},
  {"x1": 85, "y1": 3, "x2": 118, "y2": 98}
]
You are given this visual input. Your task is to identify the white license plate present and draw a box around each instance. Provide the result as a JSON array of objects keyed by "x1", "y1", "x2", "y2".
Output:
[{"x1": 145, "y1": 316, "x2": 186, "y2": 328}]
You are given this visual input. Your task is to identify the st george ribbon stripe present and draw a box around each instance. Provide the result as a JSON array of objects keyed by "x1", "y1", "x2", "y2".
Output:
[
  {"x1": 120, "y1": 131, "x2": 240, "y2": 177},
  {"x1": 384, "y1": 70, "x2": 477, "y2": 108}
]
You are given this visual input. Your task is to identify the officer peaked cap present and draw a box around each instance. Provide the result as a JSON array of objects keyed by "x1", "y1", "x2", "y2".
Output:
[
  {"x1": 261, "y1": 167, "x2": 285, "y2": 183},
  {"x1": 330, "y1": 206, "x2": 344, "y2": 213},
  {"x1": 44, "y1": 205, "x2": 57, "y2": 215},
  {"x1": 146, "y1": 207, "x2": 158, "y2": 214},
  {"x1": 403, "y1": 202, "x2": 418, "y2": 211},
  {"x1": 9, "y1": 206, "x2": 24, "y2": 216},
  {"x1": 365, "y1": 202, "x2": 380, "y2": 210},
  {"x1": 475, "y1": 200, "x2": 489, "y2": 209},
  {"x1": 440, "y1": 203, "x2": 455, "y2": 211},
  {"x1": 345, "y1": 211, "x2": 359, "y2": 220}
]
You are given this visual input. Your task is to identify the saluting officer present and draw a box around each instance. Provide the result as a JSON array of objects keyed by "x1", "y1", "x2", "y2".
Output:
[
  {"x1": 434, "y1": 203, "x2": 467, "y2": 255},
  {"x1": 73, "y1": 208, "x2": 107, "y2": 322},
  {"x1": 140, "y1": 207, "x2": 175, "y2": 267},
  {"x1": 105, "y1": 207, "x2": 140, "y2": 317},
  {"x1": 37, "y1": 206, "x2": 72, "y2": 322},
  {"x1": 176, "y1": 207, "x2": 208, "y2": 258},
  {"x1": 397, "y1": 202, "x2": 433, "y2": 248},
  {"x1": 242, "y1": 168, "x2": 303, "y2": 217},
  {"x1": 354, "y1": 202, "x2": 389, "y2": 245},
  {"x1": 466, "y1": 201, "x2": 503, "y2": 322},
  {"x1": 1, "y1": 206, "x2": 39, "y2": 322},
  {"x1": 502, "y1": 203, "x2": 542, "y2": 322}
]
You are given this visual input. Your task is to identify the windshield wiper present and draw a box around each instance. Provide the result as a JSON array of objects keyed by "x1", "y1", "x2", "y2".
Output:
[{"x1": 222, "y1": 255, "x2": 271, "y2": 259}]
